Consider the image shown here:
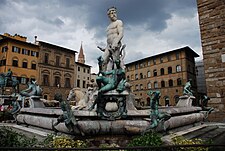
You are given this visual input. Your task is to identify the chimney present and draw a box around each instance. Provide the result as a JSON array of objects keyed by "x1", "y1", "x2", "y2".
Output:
[{"x1": 34, "y1": 36, "x2": 38, "y2": 44}]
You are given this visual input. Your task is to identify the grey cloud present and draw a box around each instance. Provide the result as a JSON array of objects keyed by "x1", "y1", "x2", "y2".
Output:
[
  {"x1": 0, "y1": 0, "x2": 201, "y2": 68},
  {"x1": 72, "y1": 0, "x2": 197, "y2": 39},
  {"x1": 37, "y1": 16, "x2": 64, "y2": 27},
  {"x1": 125, "y1": 51, "x2": 145, "y2": 64},
  {"x1": 1, "y1": 0, "x2": 197, "y2": 39}
]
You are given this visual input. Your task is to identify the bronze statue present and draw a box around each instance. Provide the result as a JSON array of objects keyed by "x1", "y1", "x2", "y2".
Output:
[
  {"x1": 144, "y1": 90, "x2": 171, "y2": 133},
  {"x1": 183, "y1": 79, "x2": 194, "y2": 96},
  {"x1": 4, "y1": 68, "x2": 12, "y2": 87},
  {"x1": 10, "y1": 99, "x2": 21, "y2": 121},
  {"x1": 0, "y1": 69, "x2": 19, "y2": 94},
  {"x1": 97, "y1": 59, "x2": 125, "y2": 93},
  {"x1": 52, "y1": 93, "x2": 77, "y2": 132},
  {"x1": 89, "y1": 7, "x2": 128, "y2": 120},
  {"x1": 20, "y1": 80, "x2": 42, "y2": 97},
  {"x1": 89, "y1": 59, "x2": 126, "y2": 113},
  {"x1": 200, "y1": 95, "x2": 214, "y2": 119}
]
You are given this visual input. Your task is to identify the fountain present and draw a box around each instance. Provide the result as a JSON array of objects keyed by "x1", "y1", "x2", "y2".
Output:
[
  {"x1": 1, "y1": 7, "x2": 218, "y2": 146},
  {"x1": 15, "y1": 7, "x2": 205, "y2": 137}
]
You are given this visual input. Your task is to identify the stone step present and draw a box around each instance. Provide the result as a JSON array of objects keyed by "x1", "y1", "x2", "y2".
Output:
[
  {"x1": 198, "y1": 127, "x2": 225, "y2": 141},
  {"x1": 161, "y1": 123, "x2": 225, "y2": 145},
  {"x1": 183, "y1": 125, "x2": 218, "y2": 140},
  {"x1": 0, "y1": 123, "x2": 51, "y2": 141}
]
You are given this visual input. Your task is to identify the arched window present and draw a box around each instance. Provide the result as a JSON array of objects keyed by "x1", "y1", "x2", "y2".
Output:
[
  {"x1": 161, "y1": 81, "x2": 165, "y2": 87},
  {"x1": 153, "y1": 69, "x2": 157, "y2": 76},
  {"x1": 43, "y1": 75, "x2": 49, "y2": 86},
  {"x1": 147, "y1": 82, "x2": 151, "y2": 89},
  {"x1": 135, "y1": 74, "x2": 138, "y2": 80},
  {"x1": 54, "y1": 76, "x2": 60, "y2": 87},
  {"x1": 160, "y1": 68, "x2": 164, "y2": 75},
  {"x1": 1, "y1": 57, "x2": 6, "y2": 66},
  {"x1": 22, "y1": 59, "x2": 28, "y2": 68},
  {"x1": 131, "y1": 74, "x2": 134, "y2": 80},
  {"x1": 147, "y1": 71, "x2": 151, "y2": 77},
  {"x1": 164, "y1": 96, "x2": 170, "y2": 106},
  {"x1": 65, "y1": 78, "x2": 71, "y2": 88},
  {"x1": 168, "y1": 67, "x2": 172, "y2": 74},
  {"x1": 140, "y1": 73, "x2": 143, "y2": 79},
  {"x1": 31, "y1": 61, "x2": 36, "y2": 70},
  {"x1": 127, "y1": 75, "x2": 130, "y2": 81},
  {"x1": 12, "y1": 57, "x2": 18, "y2": 67},
  {"x1": 154, "y1": 81, "x2": 158, "y2": 88},
  {"x1": 176, "y1": 65, "x2": 181, "y2": 72},
  {"x1": 135, "y1": 84, "x2": 139, "y2": 91},
  {"x1": 177, "y1": 78, "x2": 182, "y2": 86},
  {"x1": 169, "y1": 79, "x2": 173, "y2": 87},
  {"x1": 140, "y1": 84, "x2": 143, "y2": 90},
  {"x1": 43, "y1": 94, "x2": 48, "y2": 100}
]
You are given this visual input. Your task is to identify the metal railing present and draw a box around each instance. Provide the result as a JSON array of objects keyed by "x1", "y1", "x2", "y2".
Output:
[{"x1": 0, "y1": 144, "x2": 225, "y2": 151}]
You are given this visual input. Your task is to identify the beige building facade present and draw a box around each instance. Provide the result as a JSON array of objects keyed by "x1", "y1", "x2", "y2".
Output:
[
  {"x1": 75, "y1": 62, "x2": 91, "y2": 91},
  {"x1": 126, "y1": 46, "x2": 199, "y2": 106},
  {"x1": 37, "y1": 41, "x2": 77, "y2": 100},
  {"x1": 0, "y1": 33, "x2": 39, "y2": 91}
]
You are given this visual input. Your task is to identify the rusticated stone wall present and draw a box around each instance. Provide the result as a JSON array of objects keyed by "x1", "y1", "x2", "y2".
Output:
[{"x1": 197, "y1": 0, "x2": 225, "y2": 121}]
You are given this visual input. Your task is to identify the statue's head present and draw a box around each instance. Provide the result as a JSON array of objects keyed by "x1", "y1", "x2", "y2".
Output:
[{"x1": 107, "y1": 6, "x2": 117, "y2": 21}]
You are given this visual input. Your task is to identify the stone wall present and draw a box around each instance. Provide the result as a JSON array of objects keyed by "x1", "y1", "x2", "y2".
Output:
[{"x1": 197, "y1": 0, "x2": 225, "y2": 121}]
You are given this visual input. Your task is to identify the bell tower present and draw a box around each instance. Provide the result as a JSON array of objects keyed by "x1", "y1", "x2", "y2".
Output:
[{"x1": 78, "y1": 42, "x2": 85, "y2": 64}]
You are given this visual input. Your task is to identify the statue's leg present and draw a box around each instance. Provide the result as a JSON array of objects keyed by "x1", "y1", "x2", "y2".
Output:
[
  {"x1": 89, "y1": 93, "x2": 101, "y2": 111},
  {"x1": 102, "y1": 49, "x2": 110, "y2": 71},
  {"x1": 96, "y1": 77, "x2": 103, "y2": 89},
  {"x1": 99, "y1": 84, "x2": 115, "y2": 93},
  {"x1": 147, "y1": 113, "x2": 158, "y2": 131}
]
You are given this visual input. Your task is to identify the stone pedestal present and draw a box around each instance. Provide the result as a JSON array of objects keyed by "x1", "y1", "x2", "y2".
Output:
[
  {"x1": 176, "y1": 95, "x2": 196, "y2": 107},
  {"x1": 97, "y1": 90, "x2": 128, "y2": 120},
  {"x1": 23, "y1": 96, "x2": 45, "y2": 108}
]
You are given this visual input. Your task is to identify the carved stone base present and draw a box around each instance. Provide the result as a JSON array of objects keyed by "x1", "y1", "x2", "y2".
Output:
[
  {"x1": 22, "y1": 96, "x2": 45, "y2": 108},
  {"x1": 176, "y1": 95, "x2": 196, "y2": 107},
  {"x1": 96, "y1": 90, "x2": 128, "y2": 120}
]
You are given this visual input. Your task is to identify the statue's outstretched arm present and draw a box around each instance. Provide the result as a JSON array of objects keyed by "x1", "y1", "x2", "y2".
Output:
[{"x1": 97, "y1": 46, "x2": 105, "y2": 52}]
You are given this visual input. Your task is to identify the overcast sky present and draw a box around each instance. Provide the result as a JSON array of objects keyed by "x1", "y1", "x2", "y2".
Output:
[{"x1": 0, "y1": 0, "x2": 202, "y2": 73}]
